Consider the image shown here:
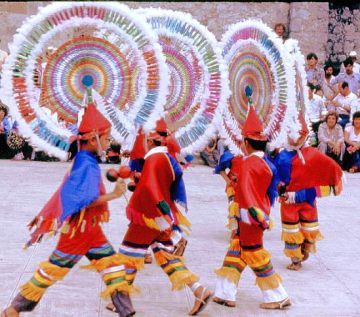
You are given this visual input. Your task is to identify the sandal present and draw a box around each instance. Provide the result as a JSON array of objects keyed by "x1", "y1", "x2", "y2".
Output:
[
  {"x1": 188, "y1": 287, "x2": 213, "y2": 316},
  {"x1": 260, "y1": 298, "x2": 291, "y2": 310},
  {"x1": 212, "y1": 296, "x2": 236, "y2": 307},
  {"x1": 287, "y1": 262, "x2": 302, "y2": 271}
]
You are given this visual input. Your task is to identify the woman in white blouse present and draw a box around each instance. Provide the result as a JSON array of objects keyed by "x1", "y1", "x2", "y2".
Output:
[
  {"x1": 317, "y1": 111, "x2": 345, "y2": 164},
  {"x1": 343, "y1": 111, "x2": 360, "y2": 172}
]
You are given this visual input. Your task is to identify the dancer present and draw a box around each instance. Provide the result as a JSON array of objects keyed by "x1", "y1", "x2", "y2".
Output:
[
  {"x1": 212, "y1": 148, "x2": 243, "y2": 307},
  {"x1": 214, "y1": 106, "x2": 290, "y2": 309},
  {"x1": 106, "y1": 120, "x2": 191, "y2": 314},
  {"x1": 116, "y1": 125, "x2": 212, "y2": 316},
  {"x1": 274, "y1": 113, "x2": 343, "y2": 270},
  {"x1": 1, "y1": 102, "x2": 133, "y2": 317}
]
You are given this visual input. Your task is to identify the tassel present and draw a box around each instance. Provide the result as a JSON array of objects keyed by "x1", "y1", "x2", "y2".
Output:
[
  {"x1": 38, "y1": 261, "x2": 70, "y2": 279},
  {"x1": 20, "y1": 261, "x2": 70, "y2": 302},
  {"x1": 168, "y1": 271, "x2": 199, "y2": 291},
  {"x1": 214, "y1": 267, "x2": 241, "y2": 285},
  {"x1": 227, "y1": 217, "x2": 238, "y2": 230},
  {"x1": 241, "y1": 248, "x2": 271, "y2": 268},
  {"x1": 20, "y1": 282, "x2": 47, "y2": 302},
  {"x1": 177, "y1": 212, "x2": 191, "y2": 232},
  {"x1": 80, "y1": 220, "x2": 86, "y2": 232},
  {"x1": 229, "y1": 237, "x2": 241, "y2": 252},
  {"x1": 284, "y1": 246, "x2": 303, "y2": 259},
  {"x1": 100, "y1": 283, "x2": 136, "y2": 299},
  {"x1": 226, "y1": 186, "x2": 235, "y2": 198},
  {"x1": 317, "y1": 186, "x2": 332, "y2": 197},
  {"x1": 154, "y1": 249, "x2": 184, "y2": 267},
  {"x1": 228, "y1": 201, "x2": 239, "y2": 218},
  {"x1": 142, "y1": 215, "x2": 161, "y2": 231},
  {"x1": 101, "y1": 210, "x2": 110, "y2": 223},
  {"x1": 61, "y1": 222, "x2": 70, "y2": 234},
  {"x1": 255, "y1": 273, "x2": 282, "y2": 290},
  {"x1": 118, "y1": 253, "x2": 145, "y2": 271},
  {"x1": 281, "y1": 231, "x2": 304, "y2": 244},
  {"x1": 301, "y1": 230, "x2": 324, "y2": 244},
  {"x1": 81, "y1": 253, "x2": 125, "y2": 271}
]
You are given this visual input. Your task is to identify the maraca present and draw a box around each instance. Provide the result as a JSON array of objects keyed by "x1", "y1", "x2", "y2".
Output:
[{"x1": 106, "y1": 166, "x2": 131, "y2": 182}]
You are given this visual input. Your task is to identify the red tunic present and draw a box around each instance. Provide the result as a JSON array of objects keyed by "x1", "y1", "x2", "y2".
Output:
[
  {"x1": 126, "y1": 151, "x2": 175, "y2": 224},
  {"x1": 235, "y1": 154, "x2": 272, "y2": 215}
]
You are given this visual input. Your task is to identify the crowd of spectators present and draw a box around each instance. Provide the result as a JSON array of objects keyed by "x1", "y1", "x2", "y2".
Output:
[{"x1": 303, "y1": 49, "x2": 360, "y2": 172}]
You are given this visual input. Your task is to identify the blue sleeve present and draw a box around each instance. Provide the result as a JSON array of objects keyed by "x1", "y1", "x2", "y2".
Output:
[
  {"x1": 60, "y1": 157, "x2": 101, "y2": 222},
  {"x1": 295, "y1": 188, "x2": 317, "y2": 206},
  {"x1": 168, "y1": 154, "x2": 187, "y2": 209},
  {"x1": 264, "y1": 156, "x2": 279, "y2": 206},
  {"x1": 273, "y1": 151, "x2": 296, "y2": 185},
  {"x1": 214, "y1": 150, "x2": 234, "y2": 174}
]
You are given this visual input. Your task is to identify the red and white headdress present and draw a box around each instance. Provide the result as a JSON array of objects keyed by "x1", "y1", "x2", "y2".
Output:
[
  {"x1": 242, "y1": 106, "x2": 267, "y2": 141},
  {"x1": 78, "y1": 102, "x2": 111, "y2": 140}
]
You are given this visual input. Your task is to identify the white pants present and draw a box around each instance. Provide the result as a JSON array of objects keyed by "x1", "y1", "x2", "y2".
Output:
[
  {"x1": 215, "y1": 276, "x2": 289, "y2": 303},
  {"x1": 214, "y1": 276, "x2": 237, "y2": 301},
  {"x1": 262, "y1": 283, "x2": 289, "y2": 303}
]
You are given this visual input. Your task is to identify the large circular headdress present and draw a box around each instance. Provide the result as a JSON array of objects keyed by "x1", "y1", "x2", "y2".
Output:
[
  {"x1": 137, "y1": 8, "x2": 229, "y2": 154},
  {"x1": 220, "y1": 19, "x2": 297, "y2": 154},
  {"x1": 1, "y1": 2, "x2": 168, "y2": 160}
]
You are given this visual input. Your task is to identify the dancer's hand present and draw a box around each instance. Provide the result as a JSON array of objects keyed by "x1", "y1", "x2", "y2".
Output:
[{"x1": 113, "y1": 179, "x2": 126, "y2": 198}]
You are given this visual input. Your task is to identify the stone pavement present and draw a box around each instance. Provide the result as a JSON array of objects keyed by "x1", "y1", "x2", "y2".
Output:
[{"x1": 0, "y1": 160, "x2": 359, "y2": 317}]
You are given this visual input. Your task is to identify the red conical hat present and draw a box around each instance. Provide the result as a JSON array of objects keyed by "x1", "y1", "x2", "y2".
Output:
[
  {"x1": 155, "y1": 117, "x2": 168, "y2": 134},
  {"x1": 241, "y1": 106, "x2": 267, "y2": 141},
  {"x1": 130, "y1": 128, "x2": 146, "y2": 160},
  {"x1": 78, "y1": 103, "x2": 111, "y2": 136}
]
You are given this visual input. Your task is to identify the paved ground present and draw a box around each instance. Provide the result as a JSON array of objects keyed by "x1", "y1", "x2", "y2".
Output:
[{"x1": 0, "y1": 160, "x2": 359, "y2": 317}]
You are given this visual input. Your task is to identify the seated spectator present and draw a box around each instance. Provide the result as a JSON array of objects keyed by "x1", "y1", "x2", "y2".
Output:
[
  {"x1": 331, "y1": 81, "x2": 358, "y2": 128},
  {"x1": 6, "y1": 119, "x2": 26, "y2": 160},
  {"x1": 340, "y1": 51, "x2": 360, "y2": 74},
  {"x1": 331, "y1": 57, "x2": 360, "y2": 96},
  {"x1": 274, "y1": 23, "x2": 287, "y2": 42},
  {"x1": 317, "y1": 112, "x2": 345, "y2": 164},
  {"x1": 305, "y1": 53, "x2": 324, "y2": 91},
  {"x1": 322, "y1": 63, "x2": 337, "y2": 110},
  {"x1": 343, "y1": 111, "x2": 360, "y2": 172},
  {"x1": 200, "y1": 138, "x2": 219, "y2": 168},
  {"x1": 308, "y1": 85, "x2": 327, "y2": 144},
  {"x1": 0, "y1": 102, "x2": 12, "y2": 159}
]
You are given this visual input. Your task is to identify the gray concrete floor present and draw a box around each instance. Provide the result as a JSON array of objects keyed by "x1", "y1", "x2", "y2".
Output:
[{"x1": 0, "y1": 160, "x2": 359, "y2": 317}]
